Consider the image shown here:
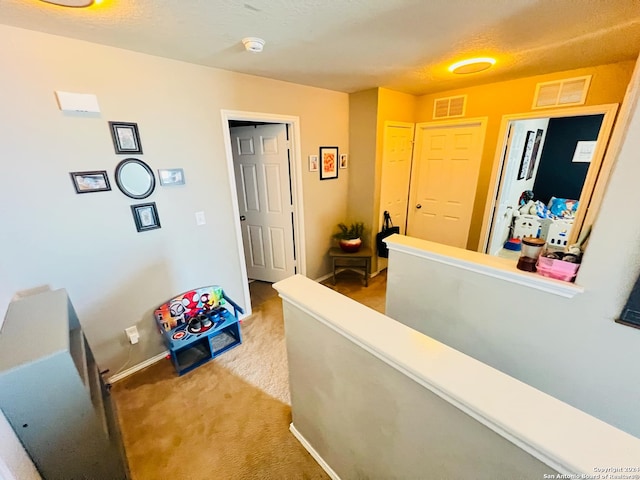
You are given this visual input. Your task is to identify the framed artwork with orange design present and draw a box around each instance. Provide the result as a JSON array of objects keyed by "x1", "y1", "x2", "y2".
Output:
[{"x1": 319, "y1": 146, "x2": 338, "y2": 180}]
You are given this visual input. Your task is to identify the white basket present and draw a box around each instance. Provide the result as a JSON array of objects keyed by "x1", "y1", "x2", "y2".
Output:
[
  {"x1": 512, "y1": 214, "x2": 541, "y2": 239},
  {"x1": 545, "y1": 219, "x2": 574, "y2": 248}
]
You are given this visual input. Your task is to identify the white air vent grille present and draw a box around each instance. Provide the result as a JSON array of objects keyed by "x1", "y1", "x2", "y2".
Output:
[
  {"x1": 532, "y1": 75, "x2": 591, "y2": 109},
  {"x1": 433, "y1": 95, "x2": 467, "y2": 119}
]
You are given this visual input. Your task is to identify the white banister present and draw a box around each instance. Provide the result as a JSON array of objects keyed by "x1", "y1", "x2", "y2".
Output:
[{"x1": 274, "y1": 275, "x2": 640, "y2": 479}]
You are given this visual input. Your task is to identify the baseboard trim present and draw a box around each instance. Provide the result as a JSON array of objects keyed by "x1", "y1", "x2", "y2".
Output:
[
  {"x1": 289, "y1": 423, "x2": 341, "y2": 480},
  {"x1": 107, "y1": 350, "x2": 169, "y2": 384}
]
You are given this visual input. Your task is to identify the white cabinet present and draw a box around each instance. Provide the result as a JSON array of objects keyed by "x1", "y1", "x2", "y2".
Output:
[{"x1": 0, "y1": 289, "x2": 128, "y2": 479}]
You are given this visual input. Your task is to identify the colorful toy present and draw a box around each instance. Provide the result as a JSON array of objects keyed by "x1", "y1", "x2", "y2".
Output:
[{"x1": 154, "y1": 285, "x2": 244, "y2": 375}]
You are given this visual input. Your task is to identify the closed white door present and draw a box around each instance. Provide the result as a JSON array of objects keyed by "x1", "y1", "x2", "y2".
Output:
[
  {"x1": 231, "y1": 124, "x2": 295, "y2": 282},
  {"x1": 379, "y1": 122, "x2": 414, "y2": 234},
  {"x1": 407, "y1": 120, "x2": 486, "y2": 248}
]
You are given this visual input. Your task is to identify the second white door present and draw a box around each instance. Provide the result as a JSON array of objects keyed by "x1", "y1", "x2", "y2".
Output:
[
  {"x1": 407, "y1": 119, "x2": 486, "y2": 249},
  {"x1": 231, "y1": 124, "x2": 295, "y2": 283},
  {"x1": 379, "y1": 121, "x2": 415, "y2": 234}
]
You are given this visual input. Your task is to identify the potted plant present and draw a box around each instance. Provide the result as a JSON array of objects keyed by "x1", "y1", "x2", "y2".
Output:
[{"x1": 333, "y1": 222, "x2": 365, "y2": 252}]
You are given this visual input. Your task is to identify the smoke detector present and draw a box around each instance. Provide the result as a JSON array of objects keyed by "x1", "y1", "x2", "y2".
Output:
[{"x1": 242, "y1": 37, "x2": 265, "y2": 53}]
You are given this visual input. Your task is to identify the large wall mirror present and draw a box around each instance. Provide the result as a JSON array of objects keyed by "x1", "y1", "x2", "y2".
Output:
[{"x1": 115, "y1": 158, "x2": 155, "y2": 199}]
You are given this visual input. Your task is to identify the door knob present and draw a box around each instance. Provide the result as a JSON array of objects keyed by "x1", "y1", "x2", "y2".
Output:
[
  {"x1": 416, "y1": 204, "x2": 422, "y2": 209},
  {"x1": 240, "y1": 215, "x2": 246, "y2": 221}
]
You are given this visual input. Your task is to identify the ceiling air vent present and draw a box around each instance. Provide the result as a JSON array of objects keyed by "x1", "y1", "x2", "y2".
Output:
[
  {"x1": 433, "y1": 95, "x2": 467, "y2": 119},
  {"x1": 532, "y1": 75, "x2": 591, "y2": 109}
]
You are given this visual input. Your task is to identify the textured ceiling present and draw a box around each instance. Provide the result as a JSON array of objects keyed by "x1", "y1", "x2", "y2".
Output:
[{"x1": 1, "y1": 0, "x2": 639, "y2": 95}]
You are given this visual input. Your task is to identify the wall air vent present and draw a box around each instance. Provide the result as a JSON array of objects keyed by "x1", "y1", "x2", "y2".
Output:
[
  {"x1": 532, "y1": 75, "x2": 591, "y2": 109},
  {"x1": 433, "y1": 95, "x2": 467, "y2": 119}
]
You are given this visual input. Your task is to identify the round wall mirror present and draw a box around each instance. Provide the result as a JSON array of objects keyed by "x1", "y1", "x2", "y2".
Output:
[{"x1": 115, "y1": 158, "x2": 155, "y2": 199}]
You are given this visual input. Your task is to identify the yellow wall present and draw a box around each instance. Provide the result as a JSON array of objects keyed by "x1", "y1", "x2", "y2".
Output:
[
  {"x1": 348, "y1": 88, "x2": 417, "y2": 272},
  {"x1": 347, "y1": 89, "x2": 379, "y2": 248},
  {"x1": 416, "y1": 61, "x2": 635, "y2": 250}
]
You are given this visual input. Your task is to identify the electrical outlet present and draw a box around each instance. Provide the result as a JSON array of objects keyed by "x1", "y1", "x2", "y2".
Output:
[
  {"x1": 125, "y1": 326, "x2": 139, "y2": 345},
  {"x1": 195, "y1": 211, "x2": 206, "y2": 225}
]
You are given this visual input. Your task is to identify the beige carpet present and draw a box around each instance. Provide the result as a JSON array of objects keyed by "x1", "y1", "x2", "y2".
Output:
[{"x1": 112, "y1": 270, "x2": 386, "y2": 479}]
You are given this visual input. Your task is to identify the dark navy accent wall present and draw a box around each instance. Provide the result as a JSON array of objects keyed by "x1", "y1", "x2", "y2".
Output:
[{"x1": 533, "y1": 114, "x2": 604, "y2": 205}]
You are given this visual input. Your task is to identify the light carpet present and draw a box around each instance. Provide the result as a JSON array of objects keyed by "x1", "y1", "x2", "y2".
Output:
[{"x1": 112, "y1": 270, "x2": 386, "y2": 479}]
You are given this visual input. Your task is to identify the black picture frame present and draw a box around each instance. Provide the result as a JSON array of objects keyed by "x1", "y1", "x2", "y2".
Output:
[
  {"x1": 525, "y1": 129, "x2": 544, "y2": 180},
  {"x1": 109, "y1": 121, "x2": 143, "y2": 154},
  {"x1": 131, "y1": 202, "x2": 161, "y2": 232},
  {"x1": 70, "y1": 170, "x2": 111, "y2": 194},
  {"x1": 319, "y1": 146, "x2": 339, "y2": 180},
  {"x1": 517, "y1": 131, "x2": 535, "y2": 180}
]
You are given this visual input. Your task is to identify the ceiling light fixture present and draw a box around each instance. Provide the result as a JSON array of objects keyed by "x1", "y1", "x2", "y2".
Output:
[
  {"x1": 40, "y1": 0, "x2": 94, "y2": 6},
  {"x1": 448, "y1": 57, "x2": 496, "y2": 74},
  {"x1": 242, "y1": 37, "x2": 265, "y2": 53}
]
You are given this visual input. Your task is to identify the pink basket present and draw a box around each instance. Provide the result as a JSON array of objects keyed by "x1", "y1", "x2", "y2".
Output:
[{"x1": 536, "y1": 256, "x2": 580, "y2": 282}]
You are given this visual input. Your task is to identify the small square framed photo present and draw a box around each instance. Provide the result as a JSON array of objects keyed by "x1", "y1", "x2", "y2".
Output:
[
  {"x1": 309, "y1": 155, "x2": 319, "y2": 172},
  {"x1": 158, "y1": 168, "x2": 185, "y2": 186},
  {"x1": 319, "y1": 146, "x2": 338, "y2": 180},
  {"x1": 131, "y1": 202, "x2": 161, "y2": 232},
  {"x1": 339, "y1": 154, "x2": 348, "y2": 169},
  {"x1": 70, "y1": 170, "x2": 111, "y2": 194},
  {"x1": 109, "y1": 121, "x2": 143, "y2": 154}
]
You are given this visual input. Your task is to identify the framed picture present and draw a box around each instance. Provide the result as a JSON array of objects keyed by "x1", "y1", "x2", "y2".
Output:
[
  {"x1": 525, "y1": 129, "x2": 544, "y2": 180},
  {"x1": 109, "y1": 121, "x2": 143, "y2": 154},
  {"x1": 339, "y1": 154, "x2": 348, "y2": 169},
  {"x1": 517, "y1": 131, "x2": 535, "y2": 180},
  {"x1": 131, "y1": 202, "x2": 161, "y2": 232},
  {"x1": 319, "y1": 146, "x2": 339, "y2": 180},
  {"x1": 158, "y1": 168, "x2": 185, "y2": 186},
  {"x1": 70, "y1": 170, "x2": 111, "y2": 194},
  {"x1": 309, "y1": 155, "x2": 319, "y2": 172}
]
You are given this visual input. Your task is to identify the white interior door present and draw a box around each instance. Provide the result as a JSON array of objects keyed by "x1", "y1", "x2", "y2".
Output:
[
  {"x1": 379, "y1": 121, "x2": 415, "y2": 233},
  {"x1": 487, "y1": 118, "x2": 551, "y2": 255},
  {"x1": 231, "y1": 124, "x2": 295, "y2": 283},
  {"x1": 407, "y1": 119, "x2": 486, "y2": 248}
]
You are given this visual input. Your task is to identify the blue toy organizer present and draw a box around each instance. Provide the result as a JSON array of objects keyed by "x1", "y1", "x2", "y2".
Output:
[{"x1": 154, "y1": 286, "x2": 244, "y2": 375}]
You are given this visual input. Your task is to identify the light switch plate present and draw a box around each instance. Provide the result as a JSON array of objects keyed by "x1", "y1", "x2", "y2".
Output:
[{"x1": 195, "y1": 211, "x2": 206, "y2": 225}]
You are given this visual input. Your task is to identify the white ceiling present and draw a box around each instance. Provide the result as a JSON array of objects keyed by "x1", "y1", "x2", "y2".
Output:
[{"x1": 1, "y1": 0, "x2": 640, "y2": 95}]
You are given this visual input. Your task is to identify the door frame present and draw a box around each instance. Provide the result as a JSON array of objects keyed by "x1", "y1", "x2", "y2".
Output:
[
  {"x1": 221, "y1": 110, "x2": 306, "y2": 313},
  {"x1": 478, "y1": 104, "x2": 619, "y2": 254},
  {"x1": 407, "y1": 117, "x2": 488, "y2": 246}
]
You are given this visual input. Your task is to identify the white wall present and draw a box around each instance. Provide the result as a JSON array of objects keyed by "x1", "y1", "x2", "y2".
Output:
[
  {"x1": 489, "y1": 118, "x2": 549, "y2": 254},
  {"x1": 0, "y1": 24, "x2": 349, "y2": 374},
  {"x1": 385, "y1": 58, "x2": 640, "y2": 438},
  {"x1": 275, "y1": 274, "x2": 640, "y2": 478}
]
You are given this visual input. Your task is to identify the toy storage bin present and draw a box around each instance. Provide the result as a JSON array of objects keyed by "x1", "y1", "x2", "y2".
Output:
[{"x1": 536, "y1": 256, "x2": 580, "y2": 282}]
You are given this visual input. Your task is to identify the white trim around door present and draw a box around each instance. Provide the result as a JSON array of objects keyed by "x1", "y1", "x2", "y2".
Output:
[
  {"x1": 478, "y1": 104, "x2": 619, "y2": 254},
  {"x1": 221, "y1": 110, "x2": 306, "y2": 315}
]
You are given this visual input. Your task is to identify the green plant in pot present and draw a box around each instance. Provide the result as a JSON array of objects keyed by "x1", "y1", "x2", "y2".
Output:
[{"x1": 333, "y1": 222, "x2": 365, "y2": 253}]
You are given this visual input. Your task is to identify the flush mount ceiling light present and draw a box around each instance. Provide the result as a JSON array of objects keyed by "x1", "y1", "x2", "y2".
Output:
[
  {"x1": 448, "y1": 57, "x2": 496, "y2": 74},
  {"x1": 40, "y1": 0, "x2": 94, "y2": 6},
  {"x1": 242, "y1": 37, "x2": 265, "y2": 53}
]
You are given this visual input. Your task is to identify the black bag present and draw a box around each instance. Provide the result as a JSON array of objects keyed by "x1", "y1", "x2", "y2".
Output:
[{"x1": 376, "y1": 211, "x2": 400, "y2": 258}]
